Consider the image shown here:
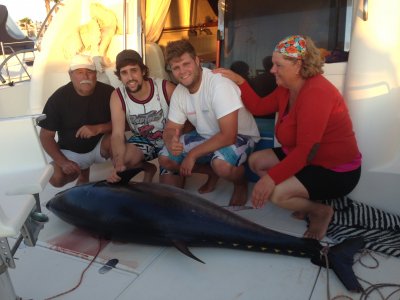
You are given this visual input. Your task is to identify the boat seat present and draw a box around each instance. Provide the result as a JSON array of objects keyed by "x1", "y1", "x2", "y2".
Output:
[
  {"x1": 322, "y1": 62, "x2": 347, "y2": 95},
  {"x1": 0, "y1": 115, "x2": 53, "y2": 205},
  {"x1": 145, "y1": 42, "x2": 170, "y2": 80},
  {"x1": 0, "y1": 112, "x2": 53, "y2": 300},
  {"x1": 0, "y1": 194, "x2": 35, "y2": 238}
]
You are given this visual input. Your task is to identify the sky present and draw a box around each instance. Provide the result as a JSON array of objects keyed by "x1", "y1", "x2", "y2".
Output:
[{"x1": 1, "y1": 0, "x2": 48, "y2": 22}]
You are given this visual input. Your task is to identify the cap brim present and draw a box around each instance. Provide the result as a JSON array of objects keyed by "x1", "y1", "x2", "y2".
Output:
[{"x1": 70, "y1": 64, "x2": 96, "y2": 71}]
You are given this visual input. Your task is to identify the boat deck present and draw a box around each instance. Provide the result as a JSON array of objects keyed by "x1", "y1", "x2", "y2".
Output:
[{"x1": 8, "y1": 162, "x2": 400, "y2": 300}]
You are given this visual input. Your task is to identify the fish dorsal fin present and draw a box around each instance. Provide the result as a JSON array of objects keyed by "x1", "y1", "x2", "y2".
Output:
[
  {"x1": 172, "y1": 240, "x2": 205, "y2": 264},
  {"x1": 115, "y1": 168, "x2": 144, "y2": 185}
]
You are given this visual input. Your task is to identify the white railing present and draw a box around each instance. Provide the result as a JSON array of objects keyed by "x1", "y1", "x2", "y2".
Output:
[{"x1": 0, "y1": 42, "x2": 36, "y2": 86}]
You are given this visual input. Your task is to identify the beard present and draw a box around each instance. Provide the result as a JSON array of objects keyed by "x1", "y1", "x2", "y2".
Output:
[
  {"x1": 179, "y1": 69, "x2": 201, "y2": 93},
  {"x1": 125, "y1": 80, "x2": 143, "y2": 94}
]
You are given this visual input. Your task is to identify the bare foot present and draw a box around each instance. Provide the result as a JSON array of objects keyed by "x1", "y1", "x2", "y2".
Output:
[
  {"x1": 142, "y1": 163, "x2": 157, "y2": 183},
  {"x1": 291, "y1": 211, "x2": 307, "y2": 220},
  {"x1": 303, "y1": 205, "x2": 334, "y2": 240},
  {"x1": 198, "y1": 174, "x2": 219, "y2": 194},
  {"x1": 228, "y1": 183, "x2": 248, "y2": 206}
]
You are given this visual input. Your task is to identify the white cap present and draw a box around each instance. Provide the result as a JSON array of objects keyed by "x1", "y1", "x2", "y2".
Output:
[{"x1": 69, "y1": 54, "x2": 96, "y2": 71}]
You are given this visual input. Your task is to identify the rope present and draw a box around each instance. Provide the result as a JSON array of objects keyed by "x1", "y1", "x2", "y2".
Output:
[
  {"x1": 323, "y1": 247, "x2": 400, "y2": 300},
  {"x1": 44, "y1": 238, "x2": 104, "y2": 300},
  {"x1": 42, "y1": 237, "x2": 400, "y2": 299}
]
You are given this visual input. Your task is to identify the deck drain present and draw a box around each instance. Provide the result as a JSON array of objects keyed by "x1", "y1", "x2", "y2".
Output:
[{"x1": 98, "y1": 258, "x2": 119, "y2": 274}]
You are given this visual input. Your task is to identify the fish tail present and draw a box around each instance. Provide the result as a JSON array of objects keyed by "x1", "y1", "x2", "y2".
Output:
[{"x1": 311, "y1": 237, "x2": 365, "y2": 293}]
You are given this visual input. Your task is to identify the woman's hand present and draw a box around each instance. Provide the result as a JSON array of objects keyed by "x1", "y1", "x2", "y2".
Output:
[
  {"x1": 213, "y1": 68, "x2": 246, "y2": 86},
  {"x1": 251, "y1": 174, "x2": 276, "y2": 208}
]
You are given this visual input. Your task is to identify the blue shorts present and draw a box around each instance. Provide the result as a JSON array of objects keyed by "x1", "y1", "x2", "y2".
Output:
[{"x1": 159, "y1": 131, "x2": 255, "y2": 173}]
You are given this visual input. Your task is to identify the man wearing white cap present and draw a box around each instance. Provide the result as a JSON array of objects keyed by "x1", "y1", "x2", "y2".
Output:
[{"x1": 38, "y1": 54, "x2": 115, "y2": 187}]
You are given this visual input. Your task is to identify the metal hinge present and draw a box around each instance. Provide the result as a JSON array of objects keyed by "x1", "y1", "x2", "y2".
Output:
[{"x1": 0, "y1": 238, "x2": 15, "y2": 269}]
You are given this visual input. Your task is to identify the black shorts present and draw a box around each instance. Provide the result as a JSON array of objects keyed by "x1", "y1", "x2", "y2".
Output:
[{"x1": 273, "y1": 148, "x2": 361, "y2": 200}]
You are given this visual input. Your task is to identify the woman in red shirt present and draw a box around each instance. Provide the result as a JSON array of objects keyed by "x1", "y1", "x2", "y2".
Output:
[{"x1": 214, "y1": 35, "x2": 361, "y2": 240}]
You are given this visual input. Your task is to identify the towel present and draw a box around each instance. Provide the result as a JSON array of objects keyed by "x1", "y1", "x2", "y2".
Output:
[{"x1": 322, "y1": 197, "x2": 400, "y2": 257}]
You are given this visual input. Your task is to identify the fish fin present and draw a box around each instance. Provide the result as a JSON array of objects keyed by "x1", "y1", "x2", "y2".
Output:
[
  {"x1": 329, "y1": 237, "x2": 365, "y2": 292},
  {"x1": 312, "y1": 237, "x2": 365, "y2": 293},
  {"x1": 172, "y1": 240, "x2": 205, "y2": 264},
  {"x1": 114, "y1": 168, "x2": 144, "y2": 185}
]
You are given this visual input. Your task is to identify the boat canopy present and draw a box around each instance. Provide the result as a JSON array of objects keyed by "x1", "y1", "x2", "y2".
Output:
[{"x1": 0, "y1": 5, "x2": 34, "y2": 55}]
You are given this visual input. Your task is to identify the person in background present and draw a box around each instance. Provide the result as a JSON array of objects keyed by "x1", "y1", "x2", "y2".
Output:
[
  {"x1": 250, "y1": 55, "x2": 277, "y2": 98},
  {"x1": 39, "y1": 54, "x2": 114, "y2": 187},
  {"x1": 107, "y1": 49, "x2": 177, "y2": 184},
  {"x1": 230, "y1": 60, "x2": 251, "y2": 83},
  {"x1": 214, "y1": 35, "x2": 361, "y2": 240},
  {"x1": 159, "y1": 39, "x2": 260, "y2": 205}
]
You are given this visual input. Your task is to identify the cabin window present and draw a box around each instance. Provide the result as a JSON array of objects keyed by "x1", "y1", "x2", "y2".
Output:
[
  {"x1": 158, "y1": 0, "x2": 218, "y2": 65},
  {"x1": 220, "y1": 0, "x2": 353, "y2": 77}
]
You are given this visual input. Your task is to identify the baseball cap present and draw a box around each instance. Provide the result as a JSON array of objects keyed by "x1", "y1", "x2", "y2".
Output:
[
  {"x1": 69, "y1": 54, "x2": 96, "y2": 71},
  {"x1": 116, "y1": 49, "x2": 143, "y2": 69}
]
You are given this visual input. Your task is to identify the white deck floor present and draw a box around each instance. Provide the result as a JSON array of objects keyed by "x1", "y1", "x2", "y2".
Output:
[{"x1": 8, "y1": 162, "x2": 400, "y2": 300}]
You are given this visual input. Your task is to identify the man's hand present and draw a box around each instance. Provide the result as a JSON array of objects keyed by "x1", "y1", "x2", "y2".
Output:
[
  {"x1": 180, "y1": 154, "x2": 196, "y2": 177},
  {"x1": 251, "y1": 174, "x2": 276, "y2": 208},
  {"x1": 59, "y1": 160, "x2": 81, "y2": 176},
  {"x1": 76, "y1": 125, "x2": 99, "y2": 139},
  {"x1": 107, "y1": 163, "x2": 126, "y2": 183},
  {"x1": 170, "y1": 128, "x2": 184, "y2": 156}
]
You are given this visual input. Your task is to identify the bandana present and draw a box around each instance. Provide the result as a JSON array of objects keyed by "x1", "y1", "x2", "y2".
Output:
[{"x1": 274, "y1": 35, "x2": 306, "y2": 59}]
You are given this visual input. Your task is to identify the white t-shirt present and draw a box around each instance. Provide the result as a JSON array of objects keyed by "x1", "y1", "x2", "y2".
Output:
[{"x1": 168, "y1": 68, "x2": 260, "y2": 141}]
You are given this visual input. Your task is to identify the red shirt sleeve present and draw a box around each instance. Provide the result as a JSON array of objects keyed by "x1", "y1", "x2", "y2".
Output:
[{"x1": 239, "y1": 81, "x2": 279, "y2": 116}]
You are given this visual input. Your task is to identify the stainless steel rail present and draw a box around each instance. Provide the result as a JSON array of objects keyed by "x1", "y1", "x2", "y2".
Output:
[
  {"x1": 0, "y1": 44, "x2": 36, "y2": 86},
  {"x1": 363, "y1": 0, "x2": 368, "y2": 21}
]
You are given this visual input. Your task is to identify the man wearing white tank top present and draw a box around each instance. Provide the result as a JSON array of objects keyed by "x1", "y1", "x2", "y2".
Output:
[{"x1": 107, "y1": 49, "x2": 177, "y2": 183}]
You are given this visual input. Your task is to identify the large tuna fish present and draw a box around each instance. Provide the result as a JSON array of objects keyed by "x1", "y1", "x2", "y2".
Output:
[{"x1": 46, "y1": 170, "x2": 365, "y2": 292}]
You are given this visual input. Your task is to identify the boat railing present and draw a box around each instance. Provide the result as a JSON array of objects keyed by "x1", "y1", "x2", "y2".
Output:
[
  {"x1": 0, "y1": 42, "x2": 36, "y2": 86},
  {"x1": 35, "y1": 1, "x2": 64, "y2": 51}
]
